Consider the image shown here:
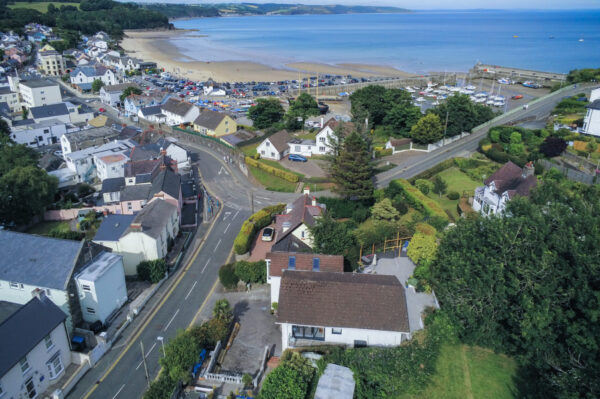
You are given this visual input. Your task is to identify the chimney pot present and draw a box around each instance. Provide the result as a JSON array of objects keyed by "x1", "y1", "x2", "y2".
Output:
[
  {"x1": 303, "y1": 187, "x2": 310, "y2": 195},
  {"x1": 31, "y1": 288, "x2": 46, "y2": 300},
  {"x1": 312, "y1": 196, "x2": 316, "y2": 207}
]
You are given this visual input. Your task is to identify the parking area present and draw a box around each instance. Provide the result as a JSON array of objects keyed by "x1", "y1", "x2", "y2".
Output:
[
  {"x1": 248, "y1": 226, "x2": 276, "y2": 262},
  {"x1": 281, "y1": 157, "x2": 327, "y2": 178}
]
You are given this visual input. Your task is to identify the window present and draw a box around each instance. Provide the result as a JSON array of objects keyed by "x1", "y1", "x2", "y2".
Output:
[
  {"x1": 10, "y1": 282, "x2": 24, "y2": 290},
  {"x1": 319, "y1": 137, "x2": 326, "y2": 142},
  {"x1": 332, "y1": 328, "x2": 342, "y2": 335},
  {"x1": 86, "y1": 307, "x2": 95, "y2": 314},
  {"x1": 261, "y1": 150, "x2": 265, "y2": 155},
  {"x1": 288, "y1": 256, "x2": 296, "y2": 270},
  {"x1": 319, "y1": 146, "x2": 326, "y2": 152},
  {"x1": 295, "y1": 145, "x2": 301, "y2": 152},
  {"x1": 82, "y1": 284, "x2": 91, "y2": 292},
  {"x1": 25, "y1": 377, "x2": 36, "y2": 399},
  {"x1": 47, "y1": 352, "x2": 64, "y2": 380},
  {"x1": 44, "y1": 334, "x2": 54, "y2": 350},
  {"x1": 20, "y1": 357, "x2": 31, "y2": 374},
  {"x1": 265, "y1": 141, "x2": 270, "y2": 147},
  {"x1": 45, "y1": 288, "x2": 52, "y2": 296},
  {"x1": 127, "y1": 202, "x2": 132, "y2": 211},
  {"x1": 292, "y1": 325, "x2": 325, "y2": 340},
  {"x1": 312, "y1": 258, "x2": 320, "y2": 271}
]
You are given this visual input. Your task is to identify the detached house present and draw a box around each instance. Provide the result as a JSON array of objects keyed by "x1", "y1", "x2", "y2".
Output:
[
  {"x1": 100, "y1": 82, "x2": 141, "y2": 107},
  {"x1": 192, "y1": 109, "x2": 236, "y2": 137},
  {"x1": 277, "y1": 271, "x2": 411, "y2": 350},
  {"x1": 271, "y1": 194, "x2": 325, "y2": 250},
  {"x1": 161, "y1": 98, "x2": 200, "y2": 126},
  {"x1": 70, "y1": 65, "x2": 118, "y2": 91},
  {"x1": 18, "y1": 78, "x2": 62, "y2": 108},
  {"x1": 473, "y1": 161, "x2": 537, "y2": 216},
  {"x1": 288, "y1": 119, "x2": 354, "y2": 158},
  {"x1": 582, "y1": 88, "x2": 600, "y2": 137},
  {"x1": 256, "y1": 130, "x2": 291, "y2": 160}
]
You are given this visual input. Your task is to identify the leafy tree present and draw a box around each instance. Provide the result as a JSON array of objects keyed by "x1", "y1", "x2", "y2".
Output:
[
  {"x1": 213, "y1": 299, "x2": 233, "y2": 323},
  {"x1": 310, "y1": 216, "x2": 356, "y2": 257},
  {"x1": 510, "y1": 131, "x2": 522, "y2": 144},
  {"x1": 432, "y1": 176, "x2": 447, "y2": 198},
  {"x1": 143, "y1": 374, "x2": 174, "y2": 399},
  {"x1": 350, "y1": 86, "x2": 413, "y2": 128},
  {"x1": 218, "y1": 263, "x2": 239, "y2": 289},
  {"x1": 234, "y1": 260, "x2": 266, "y2": 284},
  {"x1": 371, "y1": 198, "x2": 399, "y2": 221},
  {"x1": 354, "y1": 218, "x2": 405, "y2": 248},
  {"x1": 428, "y1": 93, "x2": 493, "y2": 137},
  {"x1": 91, "y1": 78, "x2": 104, "y2": 93},
  {"x1": 539, "y1": 136, "x2": 567, "y2": 157},
  {"x1": 415, "y1": 179, "x2": 432, "y2": 195},
  {"x1": 259, "y1": 352, "x2": 314, "y2": 399},
  {"x1": 0, "y1": 118, "x2": 10, "y2": 140},
  {"x1": 119, "y1": 85, "x2": 142, "y2": 102},
  {"x1": 382, "y1": 102, "x2": 422, "y2": 137},
  {"x1": 586, "y1": 140, "x2": 598, "y2": 153},
  {"x1": 285, "y1": 93, "x2": 319, "y2": 131},
  {"x1": 410, "y1": 113, "x2": 443, "y2": 144},
  {"x1": 407, "y1": 232, "x2": 437, "y2": 265},
  {"x1": 473, "y1": 103, "x2": 497, "y2": 126},
  {"x1": 431, "y1": 182, "x2": 600, "y2": 398},
  {"x1": 0, "y1": 166, "x2": 58, "y2": 226},
  {"x1": 330, "y1": 131, "x2": 374, "y2": 200},
  {"x1": 136, "y1": 259, "x2": 166, "y2": 283},
  {"x1": 159, "y1": 329, "x2": 199, "y2": 384},
  {"x1": 248, "y1": 98, "x2": 285, "y2": 129}
]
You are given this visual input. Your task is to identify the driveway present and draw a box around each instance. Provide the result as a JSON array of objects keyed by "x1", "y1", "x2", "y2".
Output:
[
  {"x1": 248, "y1": 226, "x2": 275, "y2": 262},
  {"x1": 280, "y1": 157, "x2": 327, "y2": 178}
]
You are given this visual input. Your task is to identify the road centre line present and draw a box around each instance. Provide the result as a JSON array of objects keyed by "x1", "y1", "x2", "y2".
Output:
[
  {"x1": 233, "y1": 210, "x2": 240, "y2": 220},
  {"x1": 202, "y1": 258, "x2": 211, "y2": 274},
  {"x1": 214, "y1": 239, "x2": 222, "y2": 252},
  {"x1": 185, "y1": 281, "x2": 198, "y2": 300},
  {"x1": 111, "y1": 384, "x2": 126, "y2": 399},
  {"x1": 163, "y1": 308, "x2": 180, "y2": 331},
  {"x1": 224, "y1": 223, "x2": 231, "y2": 234}
]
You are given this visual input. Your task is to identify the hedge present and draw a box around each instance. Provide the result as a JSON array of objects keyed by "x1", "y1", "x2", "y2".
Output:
[
  {"x1": 408, "y1": 158, "x2": 456, "y2": 183},
  {"x1": 389, "y1": 179, "x2": 449, "y2": 229},
  {"x1": 245, "y1": 156, "x2": 299, "y2": 183},
  {"x1": 233, "y1": 203, "x2": 286, "y2": 254}
]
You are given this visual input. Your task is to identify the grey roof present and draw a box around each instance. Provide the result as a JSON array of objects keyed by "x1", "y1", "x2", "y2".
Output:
[
  {"x1": 0, "y1": 301, "x2": 21, "y2": 325},
  {"x1": 140, "y1": 105, "x2": 163, "y2": 116},
  {"x1": 94, "y1": 214, "x2": 136, "y2": 242},
  {"x1": 101, "y1": 176, "x2": 125, "y2": 193},
  {"x1": 19, "y1": 78, "x2": 57, "y2": 89},
  {"x1": 181, "y1": 202, "x2": 196, "y2": 226},
  {"x1": 0, "y1": 296, "x2": 67, "y2": 377},
  {"x1": 193, "y1": 109, "x2": 227, "y2": 130},
  {"x1": 124, "y1": 199, "x2": 177, "y2": 239},
  {"x1": 315, "y1": 364, "x2": 355, "y2": 399},
  {"x1": 11, "y1": 119, "x2": 35, "y2": 127},
  {"x1": 0, "y1": 230, "x2": 82, "y2": 290},
  {"x1": 151, "y1": 169, "x2": 180, "y2": 199},
  {"x1": 0, "y1": 102, "x2": 10, "y2": 117},
  {"x1": 0, "y1": 86, "x2": 14, "y2": 94},
  {"x1": 120, "y1": 184, "x2": 152, "y2": 201},
  {"x1": 161, "y1": 98, "x2": 195, "y2": 116},
  {"x1": 75, "y1": 252, "x2": 122, "y2": 282},
  {"x1": 30, "y1": 103, "x2": 69, "y2": 119},
  {"x1": 587, "y1": 99, "x2": 600, "y2": 111}
]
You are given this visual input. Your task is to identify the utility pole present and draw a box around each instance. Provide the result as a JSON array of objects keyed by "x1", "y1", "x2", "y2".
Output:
[
  {"x1": 140, "y1": 341, "x2": 150, "y2": 388},
  {"x1": 251, "y1": 191, "x2": 254, "y2": 214}
]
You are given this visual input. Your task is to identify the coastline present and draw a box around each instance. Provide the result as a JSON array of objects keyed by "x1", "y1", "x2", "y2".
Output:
[{"x1": 121, "y1": 29, "x2": 415, "y2": 82}]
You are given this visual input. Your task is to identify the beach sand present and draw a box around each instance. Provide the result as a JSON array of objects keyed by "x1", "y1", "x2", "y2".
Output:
[{"x1": 121, "y1": 30, "x2": 415, "y2": 82}]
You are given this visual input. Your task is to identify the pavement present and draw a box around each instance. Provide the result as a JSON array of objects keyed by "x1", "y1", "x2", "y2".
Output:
[{"x1": 280, "y1": 157, "x2": 327, "y2": 178}]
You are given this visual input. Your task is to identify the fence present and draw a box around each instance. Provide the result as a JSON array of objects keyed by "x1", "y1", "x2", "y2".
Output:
[
  {"x1": 539, "y1": 159, "x2": 597, "y2": 184},
  {"x1": 390, "y1": 132, "x2": 471, "y2": 154},
  {"x1": 359, "y1": 233, "x2": 412, "y2": 261}
]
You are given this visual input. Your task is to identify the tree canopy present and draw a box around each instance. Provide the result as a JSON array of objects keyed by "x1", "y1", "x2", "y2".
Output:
[
  {"x1": 248, "y1": 97, "x2": 285, "y2": 129},
  {"x1": 91, "y1": 79, "x2": 104, "y2": 93},
  {"x1": 431, "y1": 182, "x2": 600, "y2": 398},
  {"x1": 285, "y1": 93, "x2": 319, "y2": 131},
  {"x1": 329, "y1": 131, "x2": 374, "y2": 200},
  {"x1": 428, "y1": 93, "x2": 496, "y2": 137},
  {"x1": 120, "y1": 85, "x2": 143, "y2": 102},
  {"x1": 410, "y1": 113, "x2": 443, "y2": 144}
]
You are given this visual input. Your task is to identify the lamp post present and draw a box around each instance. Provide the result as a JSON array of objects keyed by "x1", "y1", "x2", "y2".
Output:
[{"x1": 157, "y1": 336, "x2": 166, "y2": 358}]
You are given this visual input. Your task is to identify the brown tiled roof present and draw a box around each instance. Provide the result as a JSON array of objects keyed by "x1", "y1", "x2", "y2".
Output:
[
  {"x1": 321, "y1": 119, "x2": 355, "y2": 136},
  {"x1": 389, "y1": 138, "x2": 411, "y2": 147},
  {"x1": 161, "y1": 98, "x2": 195, "y2": 116},
  {"x1": 193, "y1": 109, "x2": 227, "y2": 130},
  {"x1": 124, "y1": 158, "x2": 161, "y2": 178},
  {"x1": 507, "y1": 174, "x2": 537, "y2": 199},
  {"x1": 267, "y1": 252, "x2": 344, "y2": 277},
  {"x1": 277, "y1": 271, "x2": 410, "y2": 332},
  {"x1": 265, "y1": 130, "x2": 291, "y2": 153},
  {"x1": 484, "y1": 161, "x2": 527, "y2": 194},
  {"x1": 274, "y1": 194, "x2": 323, "y2": 242}
]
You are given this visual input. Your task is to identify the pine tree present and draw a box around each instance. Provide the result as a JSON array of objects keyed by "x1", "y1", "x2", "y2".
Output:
[{"x1": 330, "y1": 131, "x2": 374, "y2": 200}]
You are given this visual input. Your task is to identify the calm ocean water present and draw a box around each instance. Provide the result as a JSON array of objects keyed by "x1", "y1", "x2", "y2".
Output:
[{"x1": 171, "y1": 10, "x2": 600, "y2": 73}]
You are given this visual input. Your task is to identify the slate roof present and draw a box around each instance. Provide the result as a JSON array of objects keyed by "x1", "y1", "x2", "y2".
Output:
[
  {"x1": 0, "y1": 86, "x2": 14, "y2": 94},
  {"x1": 484, "y1": 161, "x2": 537, "y2": 198},
  {"x1": 101, "y1": 176, "x2": 125, "y2": 193},
  {"x1": 219, "y1": 129, "x2": 258, "y2": 146},
  {"x1": 19, "y1": 78, "x2": 57, "y2": 89},
  {"x1": 267, "y1": 252, "x2": 344, "y2": 277},
  {"x1": 93, "y1": 214, "x2": 136, "y2": 241},
  {"x1": 30, "y1": 103, "x2": 69, "y2": 119},
  {"x1": 124, "y1": 199, "x2": 177, "y2": 239},
  {"x1": 587, "y1": 99, "x2": 600, "y2": 111},
  {"x1": 321, "y1": 119, "x2": 355, "y2": 136},
  {"x1": 161, "y1": 98, "x2": 195, "y2": 116},
  {"x1": 0, "y1": 296, "x2": 67, "y2": 377},
  {"x1": 120, "y1": 184, "x2": 152, "y2": 201},
  {"x1": 124, "y1": 159, "x2": 161, "y2": 178},
  {"x1": 102, "y1": 82, "x2": 140, "y2": 93},
  {"x1": 140, "y1": 105, "x2": 163, "y2": 117},
  {"x1": 274, "y1": 194, "x2": 323, "y2": 243},
  {"x1": 270, "y1": 233, "x2": 313, "y2": 253},
  {"x1": 0, "y1": 230, "x2": 82, "y2": 290},
  {"x1": 265, "y1": 130, "x2": 291, "y2": 153},
  {"x1": 151, "y1": 168, "x2": 181, "y2": 199},
  {"x1": 193, "y1": 109, "x2": 227, "y2": 130},
  {"x1": 278, "y1": 271, "x2": 410, "y2": 333}
]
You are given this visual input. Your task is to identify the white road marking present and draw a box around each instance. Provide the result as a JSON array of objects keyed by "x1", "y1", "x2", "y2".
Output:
[
  {"x1": 233, "y1": 210, "x2": 240, "y2": 220},
  {"x1": 146, "y1": 342, "x2": 157, "y2": 357},
  {"x1": 255, "y1": 200, "x2": 263, "y2": 205},
  {"x1": 135, "y1": 360, "x2": 143, "y2": 370},
  {"x1": 163, "y1": 309, "x2": 180, "y2": 331},
  {"x1": 223, "y1": 211, "x2": 231, "y2": 221},
  {"x1": 214, "y1": 239, "x2": 222, "y2": 252},
  {"x1": 185, "y1": 281, "x2": 197, "y2": 300},
  {"x1": 224, "y1": 223, "x2": 231, "y2": 234},
  {"x1": 112, "y1": 384, "x2": 126, "y2": 398},
  {"x1": 202, "y1": 258, "x2": 211, "y2": 274}
]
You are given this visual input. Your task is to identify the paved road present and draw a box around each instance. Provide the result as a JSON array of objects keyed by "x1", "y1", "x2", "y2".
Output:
[
  {"x1": 375, "y1": 84, "x2": 599, "y2": 187},
  {"x1": 68, "y1": 149, "x2": 252, "y2": 399}
]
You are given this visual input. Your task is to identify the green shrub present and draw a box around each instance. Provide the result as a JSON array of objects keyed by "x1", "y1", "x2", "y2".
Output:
[
  {"x1": 408, "y1": 158, "x2": 455, "y2": 183},
  {"x1": 233, "y1": 204, "x2": 285, "y2": 254},
  {"x1": 46, "y1": 228, "x2": 84, "y2": 241},
  {"x1": 191, "y1": 317, "x2": 231, "y2": 348},
  {"x1": 137, "y1": 259, "x2": 167, "y2": 283},
  {"x1": 375, "y1": 148, "x2": 393, "y2": 158},
  {"x1": 218, "y1": 263, "x2": 239, "y2": 289},
  {"x1": 447, "y1": 191, "x2": 460, "y2": 200},
  {"x1": 245, "y1": 156, "x2": 299, "y2": 182},
  {"x1": 143, "y1": 373, "x2": 175, "y2": 399},
  {"x1": 389, "y1": 179, "x2": 449, "y2": 228},
  {"x1": 234, "y1": 260, "x2": 267, "y2": 284},
  {"x1": 351, "y1": 207, "x2": 370, "y2": 223},
  {"x1": 259, "y1": 352, "x2": 315, "y2": 399},
  {"x1": 318, "y1": 197, "x2": 371, "y2": 219},
  {"x1": 414, "y1": 179, "x2": 432, "y2": 195}
]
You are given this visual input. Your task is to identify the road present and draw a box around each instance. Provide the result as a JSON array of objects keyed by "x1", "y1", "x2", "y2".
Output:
[{"x1": 375, "y1": 83, "x2": 599, "y2": 187}]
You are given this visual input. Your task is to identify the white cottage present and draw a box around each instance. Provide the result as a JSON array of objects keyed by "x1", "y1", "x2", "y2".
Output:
[
  {"x1": 160, "y1": 98, "x2": 200, "y2": 126},
  {"x1": 256, "y1": 130, "x2": 291, "y2": 160},
  {"x1": 288, "y1": 119, "x2": 354, "y2": 157}
]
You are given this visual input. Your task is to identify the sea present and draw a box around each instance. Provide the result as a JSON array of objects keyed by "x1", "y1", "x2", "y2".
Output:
[{"x1": 171, "y1": 10, "x2": 600, "y2": 74}]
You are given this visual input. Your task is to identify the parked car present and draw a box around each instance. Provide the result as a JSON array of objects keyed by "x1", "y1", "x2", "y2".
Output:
[
  {"x1": 262, "y1": 227, "x2": 275, "y2": 242},
  {"x1": 511, "y1": 95, "x2": 523, "y2": 100},
  {"x1": 289, "y1": 154, "x2": 308, "y2": 162}
]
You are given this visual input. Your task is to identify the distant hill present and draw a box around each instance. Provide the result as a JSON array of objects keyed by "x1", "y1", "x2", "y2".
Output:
[{"x1": 141, "y1": 3, "x2": 411, "y2": 18}]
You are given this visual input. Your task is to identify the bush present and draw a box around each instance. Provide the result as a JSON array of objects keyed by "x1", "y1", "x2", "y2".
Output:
[
  {"x1": 137, "y1": 259, "x2": 167, "y2": 283},
  {"x1": 245, "y1": 156, "x2": 299, "y2": 182},
  {"x1": 414, "y1": 179, "x2": 432, "y2": 195},
  {"x1": 191, "y1": 317, "x2": 231, "y2": 349},
  {"x1": 218, "y1": 263, "x2": 239, "y2": 289},
  {"x1": 77, "y1": 183, "x2": 94, "y2": 197},
  {"x1": 234, "y1": 260, "x2": 267, "y2": 284},
  {"x1": 46, "y1": 228, "x2": 84, "y2": 241},
  {"x1": 408, "y1": 158, "x2": 455, "y2": 183},
  {"x1": 388, "y1": 179, "x2": 449, "y2": 228},
  {"x1": 317, "y1": 197, "x2": 371, "y2": 219},
  {"x1": 447, "y1": 191, "x2": 460, "y2": 200},
  {"x1": 233, "y1": 204, "x2": 285, "y2": 254},
  {"x1": 351, "y1": 207, "x2": 370, "y2": 223},
  {"x1": 259, "y1": 352, "x2": 315, "y2": 399},
  {"x1": 143, "y1": 373, "x2": 175, "y2": 399},
  {"x1": 375, "y1": 148, "x2": 393, "y2": 158}
]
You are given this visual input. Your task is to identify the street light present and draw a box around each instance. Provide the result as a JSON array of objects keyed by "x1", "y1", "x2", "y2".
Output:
[{"x1": 157, "y1": 336, "x2": 166, "y2": 358}]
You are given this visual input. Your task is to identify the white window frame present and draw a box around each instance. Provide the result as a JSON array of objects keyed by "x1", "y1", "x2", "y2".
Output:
[
  {"x1": 10, "y1": 282, "x2": 24, "y2": 290},
  {"x1": 82, "y1": 284, "x2": 91, "y2": 292},
  {"x1": 44, "y1": 334, "x2": 54, "y2": 351},
  {"x1": 46, "y1": 353, "x2": 64, "y2": 380},
  {"x1": 332, "y1": 328, "x2": 342, "y2": 335},
  {"x1": 20, "y1": 357, "x2": 31, "y2": 374}
]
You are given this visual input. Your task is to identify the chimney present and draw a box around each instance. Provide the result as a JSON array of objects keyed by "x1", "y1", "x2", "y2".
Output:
[
  {"x1": 522, "y1": 161, "x2": 534, "y2": 178},
  {"x1": 31, "y1": 287, "x2": 46, "y2": 301},
  {"x1": 312, "y1": 196, "x2": 317, "y2": 207},
  {"x1": 320, "y1": 117, "x2": 324, "y2": 128},
  {"x1": 103, "y1": 209, "x2": 108, "y2": 217},
  {"x1": 130, "y1": 222, "x2": 143, "y2": 232},
  {"x1": 160, "y1": 147, "x2": 166, "y2": 156},
  {"x1": 303, "y1": 186, "x2": 310, "y2": 195}
]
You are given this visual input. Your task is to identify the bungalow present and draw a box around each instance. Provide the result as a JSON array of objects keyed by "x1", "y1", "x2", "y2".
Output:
[
  {"x1": 473, "y1": 161, "x2": 537, "y2": 216},
  {"x1": 100, "y1": 82, "x2": 141, "y2": 107},
  {"x1": 385, "y1": 138, "x2": 412, "y2": 154},
  {"x1": 161, "y1": 98, "x2": 200, "y2": 126},
  {"x1": 256, "y1": 130, "x2": 291, "y2": 160},
  {"x1": 0, "y1": 294, "x2": 72, "y2": 399},
  {"x1": 93, "y1": 199, "x2": 180, "y2": 274},
  {"x1": 192, "y1": 109, "x2": 237, "y2": 137},
  {"x1": 277, "y1": 271, "x2": 411, "y2": 350}
]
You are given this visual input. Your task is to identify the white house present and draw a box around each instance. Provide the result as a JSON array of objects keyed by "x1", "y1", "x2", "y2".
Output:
[
  {"x1": 93, "y1": 199, "x2": 180, "y2": 275},
  {"x1": 473, "y1": 161, "x2": 537, "y2": 216},
  {"x1": 64, "y1": 139, "x2": 135, "y2": 183},
  {"x1": 257, "y1": 130, "x2": 291, "y2": 160},
  {"x1": 288, "y1": 119, "x2": 354, "y2": 157},
  {"x1": 70, "y1": 65, "x2": 118, "y2": 91},
  {"x1": 277, "y1": 271, "x2": 411, "y2": 350},
  {"x1": 138, "y1": 105, "x2": 166, "y2": 123},
  {"x1": 124, "y1": 93, "x2": 167, "y2": 117},
  {"x1": 74, "y1": 252, "x2": 128, "y2": 325},
  {"x1": 0, "y1": 86, "x2": 20, "y2": 112},
  {"x1": 94, "y1": 152, "x2": 128, "y2": 181},
  {"x1": 18, "y1": 78, "x2": 62, "y2": 108},
  {"x1": 271, "y1": 194, "x2": 325, "y2": 251},
  {"x1": 0, "y1": 294, "x2": 72, "y2": 399},
  {"x1": 100, "y1": 82, "x2": 141, "y2": 107},
  {"x1": 582, "y1": 88, "x2": 600, "y2": 137},
  {"x1": 163, "y1": 138, "x2": 191, "y2": 170},
  {"x1": 9, "y1": 118, "x2": 68, "y2": 147},
  {"x1": 160, "y1": 98, "x2": 200, "y2": 126}
]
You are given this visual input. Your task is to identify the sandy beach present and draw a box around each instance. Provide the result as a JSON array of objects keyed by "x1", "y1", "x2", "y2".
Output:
[{"x1": 120, "y1": 30, "x2": 414, "y2": 82}]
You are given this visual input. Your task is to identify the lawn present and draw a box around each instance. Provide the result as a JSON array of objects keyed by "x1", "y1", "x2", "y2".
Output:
[
  {"x1": 426, "y1": 167, "x2": 481, "y2": 220},
  {"x1": 9, "y1": 2, "x2": 80, "y2": 11},
  {"x1": 400, "y1": 344, "x2": 517, "y2": 399},
  {"x1": 240, "y1": 142, "x2": 259, "y2": 157},
  {"x1": 26, "y1": 221, "x2": 70, "y2": 235},
  {"x1": 295, "y1": 132, "x2": 317, "y2": 140},
  {"x1": 247, "y1": 165, "x2": 297, "y2": 192}
]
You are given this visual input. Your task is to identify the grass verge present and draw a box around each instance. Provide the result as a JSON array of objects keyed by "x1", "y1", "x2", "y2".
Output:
[
  {"x1": 26, "y1": 221, "x2": 70, "y2": 235},
  {"x1": 248, "y1": 165, "x2": 297, "y2": 192},
  {"x1": 427, "y1": 167, "x2": 481, "y2": 220}
]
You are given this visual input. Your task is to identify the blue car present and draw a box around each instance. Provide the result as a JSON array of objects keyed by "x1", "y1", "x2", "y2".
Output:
[{"x1": 288, "y1": 154, "x2": 307, "y2": 162}]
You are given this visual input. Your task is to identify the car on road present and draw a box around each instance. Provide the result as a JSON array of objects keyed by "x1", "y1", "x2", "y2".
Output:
[
  {"x1": 288, "y1": 154, "x2": 307, "y2": 162},
  {"x1": 262, "y1": 227, "x2": 275, "y2": 242},
  {"x1": 511, "y1": 95, "x2": 524, "y2": 100}
]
